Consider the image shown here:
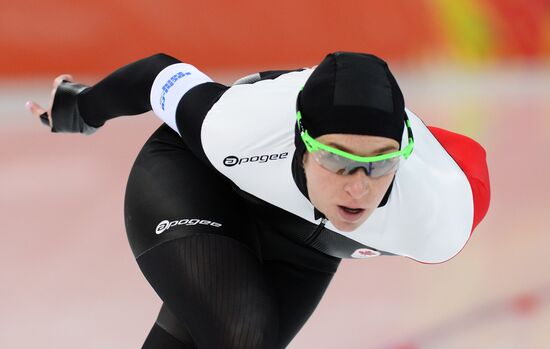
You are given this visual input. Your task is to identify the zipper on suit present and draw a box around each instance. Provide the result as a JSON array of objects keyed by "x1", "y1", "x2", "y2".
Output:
[{"x1": 305, "y1": 218, "x2": 328, "y2": 244}]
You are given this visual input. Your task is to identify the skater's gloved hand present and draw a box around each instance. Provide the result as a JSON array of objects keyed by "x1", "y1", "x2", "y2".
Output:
[{"x1": 26, "y1": 74, "x2": 100, "y2": 135}]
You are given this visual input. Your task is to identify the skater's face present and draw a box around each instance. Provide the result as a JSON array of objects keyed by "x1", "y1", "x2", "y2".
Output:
[{"x1": 303, "y1": 133, "x2": 399, "y2": 232}]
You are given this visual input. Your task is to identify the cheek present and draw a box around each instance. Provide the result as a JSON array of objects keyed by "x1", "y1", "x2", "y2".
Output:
[
  {"x1": 308, "y1": 166, "x2": 331, "y2": 185},
  {"x1": 304, "y1": 159, "x2": 338, "y2": 197},
  {"x1": 371, "y1": 174, "x2": 395, "y2": 197}
]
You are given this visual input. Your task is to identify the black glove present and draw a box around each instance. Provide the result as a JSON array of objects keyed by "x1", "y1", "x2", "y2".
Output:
[{"x1": 41, "y1": 81, "x2": 100, "y2": 135}]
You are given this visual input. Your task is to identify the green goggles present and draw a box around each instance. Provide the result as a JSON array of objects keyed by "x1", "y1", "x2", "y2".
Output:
[{"x1": 296, "y1": 110, "x2": 415, "y2": 177}]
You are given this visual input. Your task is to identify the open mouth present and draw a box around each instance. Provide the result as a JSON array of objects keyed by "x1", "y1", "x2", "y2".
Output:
[
  {"x1": 337, "y1": 205, "x2": 366, "y2": 222},
  {"x1": 341, "y1": 207, "x2": 363, "y2": 213}
]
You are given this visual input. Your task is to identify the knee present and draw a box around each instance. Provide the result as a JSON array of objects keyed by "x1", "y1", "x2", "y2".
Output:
[{"x1": 209, "y1": 316, "x2": 280, "y2": 349}]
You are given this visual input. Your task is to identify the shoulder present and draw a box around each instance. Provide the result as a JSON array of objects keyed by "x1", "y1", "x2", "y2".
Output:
[
  {"x1": 426, "y1": 125, "x2": 491, "y2": 231},
  {"x1": 231, "y1": 68, "x2": 310, "y2": 86}
]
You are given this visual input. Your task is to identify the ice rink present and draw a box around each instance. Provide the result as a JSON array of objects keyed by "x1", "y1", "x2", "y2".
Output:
[{"x1": 2, "y1": 64, "x2": 549, "y2": 348}]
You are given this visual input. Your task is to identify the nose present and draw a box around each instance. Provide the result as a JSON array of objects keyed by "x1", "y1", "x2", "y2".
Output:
[{"x1": 343, "y1": 169, "x2": 370, "y2": 199}]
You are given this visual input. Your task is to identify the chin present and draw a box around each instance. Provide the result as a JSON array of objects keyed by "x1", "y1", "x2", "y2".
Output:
[{"x1": 330, "y1": 220, "x2": 361, "y2": 232}]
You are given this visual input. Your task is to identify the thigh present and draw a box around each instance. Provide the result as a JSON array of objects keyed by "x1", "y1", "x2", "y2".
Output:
[
  {"x1": 125, "y1": 125, "x2": 278, "y2": 348},
  {"x1": 258, "y1": 222, "x2": 342, "y2": 348},
  {"x1": 137, "y1": 234, "x2": 279, "y2": 348},
  {"x1": 124, "y1": 123, "x2": 260, "y2": 259},
  {"x1": 265, "y1": 260, "x2": 338, "y2": 348}
]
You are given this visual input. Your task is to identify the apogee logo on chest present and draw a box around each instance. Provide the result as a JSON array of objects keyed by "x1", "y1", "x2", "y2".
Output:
[{"x1": 223, "y1": 152, "x2": 289, "y2": 167}]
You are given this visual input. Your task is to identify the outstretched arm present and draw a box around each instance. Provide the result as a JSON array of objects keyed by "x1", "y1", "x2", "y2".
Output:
[
  {"x1": 78, "y1": 53, "x2": 183, "y2": 127},
  {"x1": 26, "y1": 53, "x2": 190, "y2": 133}
]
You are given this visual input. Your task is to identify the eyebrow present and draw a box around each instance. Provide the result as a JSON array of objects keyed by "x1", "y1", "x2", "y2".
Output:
[{"x1": 326, "y1": 142, "x2": 398, "y2": 155}]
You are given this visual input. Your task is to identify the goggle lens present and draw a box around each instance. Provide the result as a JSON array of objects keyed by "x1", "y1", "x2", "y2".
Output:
[{"x1": 312, "y1": 150, "x2": 401, "y2": 177}]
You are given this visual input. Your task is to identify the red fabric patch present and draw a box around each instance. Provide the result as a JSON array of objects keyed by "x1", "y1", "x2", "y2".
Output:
[{"x1": 428, "y1": 126, "x2": 491, "y2": 234}]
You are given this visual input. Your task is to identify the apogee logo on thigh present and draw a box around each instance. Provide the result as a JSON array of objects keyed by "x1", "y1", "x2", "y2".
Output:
[{"x1": 155, "y1": 218, "x2": 223, "y2": 234}]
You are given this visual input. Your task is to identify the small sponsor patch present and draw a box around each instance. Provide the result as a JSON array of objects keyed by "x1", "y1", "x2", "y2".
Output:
[
  {"x1": 351, "y1": 248, "x2": 381, "y2": 258},
  {"x1": 160, "y1": 71, "x2": 192, "y2": 110}
]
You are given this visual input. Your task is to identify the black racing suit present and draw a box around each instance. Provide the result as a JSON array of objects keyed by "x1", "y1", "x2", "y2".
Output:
[{"x1": 76, "y1": 54, "x2": 342, "y2": 349}]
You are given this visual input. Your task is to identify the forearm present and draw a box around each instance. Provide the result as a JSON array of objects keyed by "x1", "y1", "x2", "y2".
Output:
[{"x1": 77, "y1": 53, "x2": 181, "y2": 127}]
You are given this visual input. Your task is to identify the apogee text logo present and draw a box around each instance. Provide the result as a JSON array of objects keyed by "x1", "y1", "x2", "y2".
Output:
[
  {"x1": 160, "y1": 71, "x2": 192, "y2": 110},
  {"x1": 223, "y1": 152, "x2": 288, "y2": 167},
  {"x1": 155, "y1": 218, "x2": 222, "y2": 235}
]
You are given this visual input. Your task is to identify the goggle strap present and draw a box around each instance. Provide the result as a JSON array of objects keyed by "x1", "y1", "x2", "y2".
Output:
[{"x1": 297, "y1": 109, "x2": 415, "y2": 162}]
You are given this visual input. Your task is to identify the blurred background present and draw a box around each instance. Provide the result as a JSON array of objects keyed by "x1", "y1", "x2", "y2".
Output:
[{"x1": 1, "y1": 0, "x2": 549, "y2": 348}]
